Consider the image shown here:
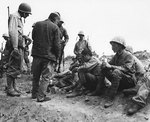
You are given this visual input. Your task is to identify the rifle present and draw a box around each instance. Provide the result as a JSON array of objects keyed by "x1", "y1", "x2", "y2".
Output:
[
  {"x1": 7, "y1": 6, "x2": 10, "y2": 30},
  {"x1": 57, "y1": 42, "x2": 65, "y2": 73},
  {"x1": 7, "y1": 6, "x2": 10, "y2": 18},
  {"x1": 27, "y1": 32, "x2": 31, "y2": 37}
]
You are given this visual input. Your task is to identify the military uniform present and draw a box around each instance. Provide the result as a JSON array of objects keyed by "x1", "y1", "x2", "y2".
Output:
[
  {"x1": 57, "y1": 24, "x2": 69, "y2": 72},
  {"x1": 0, "y1": 36, "x2": 11, "y2": 77},
  {"x1": 123, "y1": 46, "x2": 146, "y2": 96},
  {"x1": 126, "y1": 72, "x2": 150, "y2": 115},
  {"x1": 132, "y1": 72, "x2": 150, "y2": 107},
  {"x1": 102, "y1": 50, "x2": 136, "y2": 99},
  {"x1": 6, "y1": 11, "x2": 25, "y2": 96},
  {"x1": 74, "y1": 31, "x2": 92, "y2": 63},
  {"x1": 74, "y1": 40, "x2": 91, "y2": 57},
  {"x1": 100, "y1": 37, "x2": 138, "y2": 108},
  {"x1": 6, "y1": 3, "x2": 32, "y2": 97},
  {"x1": 78, "y1": 56, "x2": 102, "y2": 91}
]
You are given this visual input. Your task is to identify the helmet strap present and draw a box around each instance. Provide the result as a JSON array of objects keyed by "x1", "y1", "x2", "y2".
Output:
[
  {"x1": 23, "y1": 13, "x2": 26, "y2": 23},
  {"x1": 24, "y1": 18, "x2": 26, "y2": 23}
]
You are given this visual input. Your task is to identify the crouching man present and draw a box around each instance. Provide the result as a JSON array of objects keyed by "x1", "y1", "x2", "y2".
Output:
[
  {"x1": 66, "y1": 48, "x2": 103, "y2": 98},
  {"x1": 101, "y1": 37, "x2": 137, "y2": 108}
]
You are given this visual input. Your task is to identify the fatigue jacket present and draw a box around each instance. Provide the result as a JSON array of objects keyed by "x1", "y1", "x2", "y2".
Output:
[
  {"x1": 78, "y1": 56, "x2": 102, "y2": 77},
  {"x1": 32, "y1": 19, "x2": 61, "y2": 62},
  {"x1": 59, "y1": 26, "x2": 69, "y2": 42},
  {"x1": 74, "y1": 40, "x2": 92, "y2": 56},
  {"x1": 133, "y1": 55, "x2": 145, "y2": 75},
  {"x1": 8, "y1": 11, "x2": 25, "y2": 49},
  {"x1": 109, "y1": 49, "x2": 136, "y2": 76}
]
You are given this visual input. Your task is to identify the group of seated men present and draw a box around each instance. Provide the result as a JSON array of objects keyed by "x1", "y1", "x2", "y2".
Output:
[{"x1": 53, "y1": 36, "x2": 150, "y2": 116}]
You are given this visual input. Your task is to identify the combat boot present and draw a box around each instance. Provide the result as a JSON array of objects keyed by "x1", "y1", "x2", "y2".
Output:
[
  {"x1": 26, "y1": 63, "x2": 31, "y2": 74},
  {"x1": 87, "y1": 91, "x2": 98, "y2": 96},
  {"x1": 104, "y1": 97, "x2": 114, "y2": 108},
  {"x1": 66, "y1": 90, "x2": 83, "y2": 98},
  {"x1": 13, "y1": 80, "x2": 22, "y2": 94},
  {"x1": 6, "y1": 76, "x2": 21, "y2": 97}
]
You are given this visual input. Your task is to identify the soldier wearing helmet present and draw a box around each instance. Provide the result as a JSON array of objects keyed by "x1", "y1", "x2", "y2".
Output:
[
  {"x1": 6, "y1": 3, "x2": 32, "y2": 97},
  {"x1": 1, "y1": 33, "x2": 10, "y2": 53},
  {"x1": 125, "y1": 45, "x2": 145, "y2": 76},
  {"x1": 1, "y1": 33, "x2": 11, "y2": 59},
  {"x1": 57, "y1": 18, "x2": 69, "y2": 73},
  {"x1": 0, "y1": 33, "x2": 11, "y2": 78},
  {"x1": 74, "y1": 31, "x2": 92, "y2": 64},
  {"x1": 18, "y1": 3, "x2": 32, "y2": 18},
  {"x1": 96, "y1": 36, "x2": 137, "y2": 108}
]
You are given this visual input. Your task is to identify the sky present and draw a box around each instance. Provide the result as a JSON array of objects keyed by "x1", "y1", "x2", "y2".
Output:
[{"x1": 0, "y1": 0, "x2": 150, "y2": 58}]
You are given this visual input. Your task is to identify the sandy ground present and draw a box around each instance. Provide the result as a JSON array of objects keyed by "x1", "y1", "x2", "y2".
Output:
[
  {"x1": 0, "y1": 54, "x2": 150, "y2": 122},
  {"x1": 0, "y1": 74, "x2": 150, "y2": 122}
]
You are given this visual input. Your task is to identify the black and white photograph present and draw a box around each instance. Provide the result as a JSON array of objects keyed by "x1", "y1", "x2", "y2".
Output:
[{"x1": 0, "y1": 0, "x2": 150, "y2": 121}]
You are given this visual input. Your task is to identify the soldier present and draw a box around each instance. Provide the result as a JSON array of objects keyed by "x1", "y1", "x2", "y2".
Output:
[
  {"x1": 66, "y1": 48, "x2": 102, "y2": 98},
  {"x1": 127, "y1": 72, "x2": 150, "y2": 115},
  {"x1": 74, "y1": 31, "x2": 92, "y2": 64},
  {"x1": 121, "y1": 46, "x2": 147, "y2": 115},
  {"x1": 6, "y1": 3, "x2": 32, "y2": 97},
  {"x1": 57, "y1": 19, "x2": 69, "y2": 73},
  {"x1": 101, "y1": 37, "x2": 137, "y2": 108},
  {"x1": 31, "y1": 12, "x2": 61, "y2": 102},
  {"x1": 123, "y1": 46, "x2": 145, "y2": 96},
  {"x1": 0, "y1": 33, "x2": 11, "y2": 78}
]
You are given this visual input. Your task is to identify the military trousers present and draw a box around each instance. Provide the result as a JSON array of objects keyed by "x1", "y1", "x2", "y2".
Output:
[
  {"x1": 6, "y1": 48, "x2": 22, "y2": 78},
  {"x1": 102, "y1": 68, "x2": 135, "y2": 99},
  {"x1": 132, "y1": 73, "x2": 150, "y2": 107},
  {"x1": 78, "y1": 71, "x2": 99, "y2": 91}
]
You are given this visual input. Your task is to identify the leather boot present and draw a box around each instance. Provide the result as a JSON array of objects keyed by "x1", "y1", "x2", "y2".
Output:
[
  {"x1": 13, "y1": 80, "x2": 21, "y2": 94},
  {"x1": 7, "y1": 76, "x2": 21, "y2": 97},
  {"x1": 66, "y1": 90, "x2": 83, "y2": 98},
  {"x1": 87, "y1": 91, "x2": 98, "y2": 96},
  {"x1": 104, "y1": 97, "x2": 114, "y2": 108},
  {"x1": 26, "y1": 63, "x2": 31, "y2": 74},
  {"x1": 88, "y1": 78, "x2": 104, "y2": 96}
]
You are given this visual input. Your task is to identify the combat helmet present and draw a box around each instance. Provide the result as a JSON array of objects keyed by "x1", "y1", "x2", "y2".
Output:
[
  {"x1": 110, "y1": 36, "x2": 126, "y2": 48},
  {"x1": 2, "y1": 33, "x2": 9, "y2": 38},
  {"x1": 18, "y1": 3, "x2": 32, "y2": 14},
  {"x1": 78, "y1": 31, "x2": 84, "y2": 36}
]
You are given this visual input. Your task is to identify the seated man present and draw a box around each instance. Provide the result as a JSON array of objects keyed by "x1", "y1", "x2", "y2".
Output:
[
  {"x1": 127, "y1": 72, "x2": 150, "y2": 115},
  {"x1": 66, "y1": 48, "x2": 103, "y2": 98},
  {"x1": 123, "y1": 45, "x2": 145, "y2": 96},
  {"x1": 101, "y1": 37, "x2": 137, "y2": 108}
]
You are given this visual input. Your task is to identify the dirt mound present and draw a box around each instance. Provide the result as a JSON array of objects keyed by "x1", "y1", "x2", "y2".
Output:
[
  {"x1": 134, "y1": 50, "x2": 150, "y2": 60},
  {"x1": 0, "y1": 51, "x2": 150, "y2": 122},
  {"x1": 0, "y1": 74, "x2": 150, "y2": 122}
]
